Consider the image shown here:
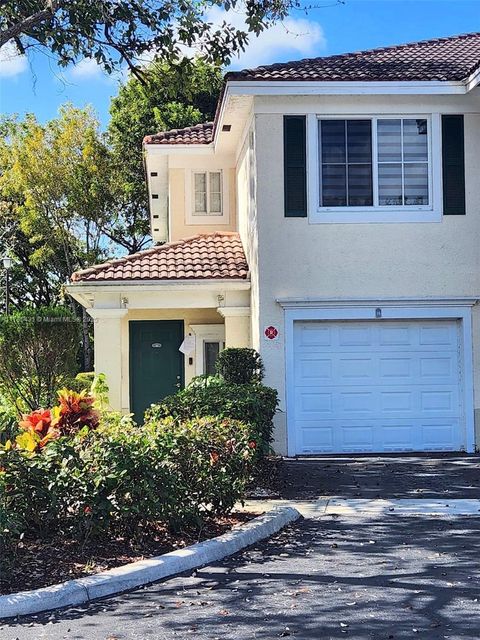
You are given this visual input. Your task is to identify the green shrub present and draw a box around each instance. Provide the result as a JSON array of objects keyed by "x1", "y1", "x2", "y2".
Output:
[
  {"x1": 146, "y1": 382, "x2": 278, "y2": 456},
  {"x1": 0, "y1": 306, "x2": 81, "y2": 412},
  {"x1": 0, "y1": 402, "x2": 18, "y2": 445},
  {"x1": 0, "y1": 414, "x2": 255, "y2": 544},
  {"x1": 215, "y1": 348, "x2": 265, "y2": 384}
]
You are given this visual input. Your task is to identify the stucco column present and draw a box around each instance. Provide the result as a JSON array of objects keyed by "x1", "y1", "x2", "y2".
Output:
[
  {"x1": 86, "y1": 308, "x2": 128, "y2": 411},
  {"x1": 217, "y1": 307, "x2": 251, "y2": 348}
]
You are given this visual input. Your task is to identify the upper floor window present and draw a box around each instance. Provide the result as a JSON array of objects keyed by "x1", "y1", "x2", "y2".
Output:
[
  {"x1": 193, "y1": 171, "x2": 223, "y2": 216},
  {"x1": 316, "y1": 116, "x2": 433, "y2": 221}
]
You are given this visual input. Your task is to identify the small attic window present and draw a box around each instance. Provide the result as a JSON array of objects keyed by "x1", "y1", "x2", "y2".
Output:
[{"x1": 193, "y1": 171, "x2": 223, "y2": 216}]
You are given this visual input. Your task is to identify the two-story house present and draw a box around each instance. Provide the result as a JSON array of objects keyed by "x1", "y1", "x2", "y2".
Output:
[{"x1": 68, "y1": 32, "x2": 480, "y2": 456}]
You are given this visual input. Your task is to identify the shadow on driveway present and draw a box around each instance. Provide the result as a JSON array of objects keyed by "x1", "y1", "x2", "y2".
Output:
[{"x1": 6, "y1": 514, "x2": 480, "y2": 639}]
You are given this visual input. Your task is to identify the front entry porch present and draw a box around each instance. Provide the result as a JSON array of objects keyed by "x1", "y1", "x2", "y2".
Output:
[
  {"x1": 67, "y1": 232, "x2": 251, "y2": 418},
  {"x1": 78, "y1": 287, "x2": 251, "y2": 418}
]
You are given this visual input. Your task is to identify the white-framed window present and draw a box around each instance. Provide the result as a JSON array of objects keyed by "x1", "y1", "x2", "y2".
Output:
[
  {"x1": 193, "y1": 170, "x2": 223, "y2": 215},
  {"x1": 185, "y1": 169, "x2": 230, "y2": 225},
  {"x1": 309, "y1": 113, "x2": 441, "y2": 224}
]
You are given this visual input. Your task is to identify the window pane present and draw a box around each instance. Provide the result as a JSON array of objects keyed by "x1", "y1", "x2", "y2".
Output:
[
  {"x1": 348, "y1": 164, "x2": 373, "y2": 206},
  {"x1": 209, "y1": 171, "x2": 221, "y2": 194},
  {"x1": 194, "y1": 173, "x2": 207, "y2": 212},
  {"x1": 320, "y1": 120, "x2": 346, "y2": 163},
  {"x1": 378, "y1": 163, "x2": 403, "y2": 206},
  {"x1": 195, "y1": 192, "x2": 206, "y2": 212},
  {"x1": 204, "y1": 342, "x2": 220, "y2": 376},
  {"x1": 377, "y1": 119, "x2": 402, "y2": 162},
  {"x1": 194, "y1": 172, "x2": 206, "y2": 192},
  {"x1": 347, "y1": 120, "x2": 372, "y2": 163},
  {"x1": 210, "y1": 192, "x2": 222, "y2": 213},
  {"x1": 404, "y1": 163, "x2": 429, "y2": 205},
  {"x1": 403, "y1": 119, "x2": 428, "y2": 162},
  {"x1": 209, "y1": 172, "x2": 222, "y2": 213},
  {"x1": 321, "y1": 164, "x2": 346, "y2": 206}
]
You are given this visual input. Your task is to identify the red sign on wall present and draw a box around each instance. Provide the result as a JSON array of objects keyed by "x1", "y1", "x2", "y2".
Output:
[{"x1": 264, "y1": 325, "x2": 279, "y2": 340}]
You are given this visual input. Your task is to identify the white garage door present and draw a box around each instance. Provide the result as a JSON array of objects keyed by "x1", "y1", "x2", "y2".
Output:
[{"x1": 293, "y1": 319, "x2": 465, "y2": 454}]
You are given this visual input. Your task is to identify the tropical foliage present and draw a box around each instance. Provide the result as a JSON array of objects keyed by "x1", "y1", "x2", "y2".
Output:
[
  {"x1": 0, "y1": 306, "x2": 80, "y2": 412},
  {"x1": 0, "y1": 1, "x2": 297, "y2": 76},
  {"x1": 0, "y1": 407, "x2": 255, "y2": 548}
]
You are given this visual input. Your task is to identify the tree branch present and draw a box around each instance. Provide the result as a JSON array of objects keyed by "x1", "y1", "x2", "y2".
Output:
[{"x1": 0, "y1": 1, "x2": 58, "y2": 48}]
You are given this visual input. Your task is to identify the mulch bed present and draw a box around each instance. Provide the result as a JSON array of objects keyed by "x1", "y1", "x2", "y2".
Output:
[{"x1": 0, "y1": 513, "x2": 254, "y2": 596}]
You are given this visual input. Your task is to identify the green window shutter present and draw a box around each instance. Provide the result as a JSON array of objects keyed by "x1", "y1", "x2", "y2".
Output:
[
  {"x1": 284, "y1": 116, "x2": 307, "y2": 217},
  {"x1": 442, "y1": 115, "x2": 466, "y2": 215}
]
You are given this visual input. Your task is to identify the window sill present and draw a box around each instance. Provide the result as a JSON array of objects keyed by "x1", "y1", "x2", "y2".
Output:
[
  {"x1": 309, "y1": 209, "x2": 442, "y2": 224},
  {"x1": 186, "y1": 213, "x2": 228, "y2": 225}
]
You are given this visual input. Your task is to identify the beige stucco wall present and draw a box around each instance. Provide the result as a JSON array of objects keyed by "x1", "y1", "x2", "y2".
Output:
[
  {"x1": 169, "y1": 166, "x2": 237, "y2": 241},
  {"x1": 91, "y1": 308, "x2": 223, "y2": 413},
  {"x1": 252, "y1": 94, "x2": 480, "y2": 454}
]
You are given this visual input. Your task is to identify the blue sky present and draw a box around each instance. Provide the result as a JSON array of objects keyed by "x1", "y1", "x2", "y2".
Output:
[{"x1": 0, "y1": 0, "x2": 479, "y2": 130}]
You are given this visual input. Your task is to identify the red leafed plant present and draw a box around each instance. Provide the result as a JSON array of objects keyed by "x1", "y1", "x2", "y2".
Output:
[
  {"x1": 18, "y1": 409, "x2": 60, "y2": 449},
  {"x1": 52, "y1": 388, "x2": 100, "y2": 435},
  {"x1": 15, "y1": 389, "x2": 100, "y2": 452}
]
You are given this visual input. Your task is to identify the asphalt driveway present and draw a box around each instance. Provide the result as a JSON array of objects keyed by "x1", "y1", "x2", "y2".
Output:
[
  {"x1": 274, "y1": 456, "x2": 480, "y2": 500},
  {"x1": 5, "y1": 512, "x2": 480, "y2": 640}
]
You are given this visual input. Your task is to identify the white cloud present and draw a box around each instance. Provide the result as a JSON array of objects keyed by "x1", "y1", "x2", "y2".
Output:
[
  {"x1": 204, "y1": 7, "x2": 326, "y2": 69},
  {"x1": 0, "y1": 41, "x2": 28, "y2": 78},
  {"x1": 69, "y1": 57, "x2": 106, "y2": 80}
]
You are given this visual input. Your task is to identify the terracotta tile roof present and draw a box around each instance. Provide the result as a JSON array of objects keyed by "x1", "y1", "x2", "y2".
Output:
[
  {"x1": 71, "y1": 232, "x2": 249, "y2": 283},
  {"x1": 226, "y1": 32, "x2": 480, "y2": 83},
  {"x1": 144, "y1": 122, "x2": 214, "y2": 145}
]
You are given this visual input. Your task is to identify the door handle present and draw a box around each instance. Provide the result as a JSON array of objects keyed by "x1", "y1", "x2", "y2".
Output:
[{"x1": 175, "y1": 382, "x2": 181, "y2": 388}]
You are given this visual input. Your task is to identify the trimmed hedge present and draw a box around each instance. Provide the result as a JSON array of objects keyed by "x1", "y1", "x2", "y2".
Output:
[
  {"x1": 215, "y1": 348, "x2": 265, "y2": 384},
  {"x1": 146, "y1": 382, "x2": 278, "y2": 456},
  {"x1": 0, "y1": 414, "x2": 255, "y2": 545}
]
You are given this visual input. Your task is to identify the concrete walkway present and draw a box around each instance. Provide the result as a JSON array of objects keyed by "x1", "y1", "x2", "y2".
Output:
[{"x1": 240, "y1": 497, "x2": 480, "y2": 518}]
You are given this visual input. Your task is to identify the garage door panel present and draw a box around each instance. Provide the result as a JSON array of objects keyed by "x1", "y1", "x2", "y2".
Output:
[
  {"x1": 295, "y1": 325, "x2": 332, "y2": 347},
  {"x1": 298, "y1": 391, "x2": 333, "y2": 415},
  {"x1": 339, "y1": 357, "x2": 374, "y2": 379},
  {"x1": 419, "y1": 324, "x2": 457, "y2": 345},
  {"x1": 378, "y1": 325, "x2": 414, "y2": 346},
  {"x1": 293, "y1": 319, "x2": 464, "y2": 454},
  {"x1": 295, "y1": 354, "x2": 333, "y2": 383},
  {"x1": 338, "y1": 325, "x2": 373, "y2": 346},
  {"x1": 297, "y1": 419, "x2": 462, "y2": 454},
  {"x1": 421, "y1": 421, "x2": 461, "y2": 449}
]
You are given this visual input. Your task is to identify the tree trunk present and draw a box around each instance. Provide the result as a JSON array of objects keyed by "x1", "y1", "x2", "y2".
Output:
[{"x1": 82, "y1": 306, "x2": 93, "y2": 371}]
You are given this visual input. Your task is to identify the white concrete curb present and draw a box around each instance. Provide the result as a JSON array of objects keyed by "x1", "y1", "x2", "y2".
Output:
[{"x1": 0, "y1": 506, "x2": 300, "y2": 620}]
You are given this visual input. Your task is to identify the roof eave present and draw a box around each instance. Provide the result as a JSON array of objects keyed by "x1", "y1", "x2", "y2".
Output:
[
  {"x1": 225, "y1": 79, "x2": 469, "y2": 96},
  {"x1": 143, "y1": 142, "x2": 215, "y2": 155},
  {"x1": 67, "y1": 278, "x2": 250, "y2": 291}
]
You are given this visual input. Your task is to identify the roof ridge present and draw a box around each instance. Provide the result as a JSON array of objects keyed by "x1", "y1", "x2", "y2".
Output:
[
  {"x1": 71, "y1": 232, "x2": 242, "y2": 280},
  {"x1": 226, "y1": 31, "x2": 480, "y2": 80}
]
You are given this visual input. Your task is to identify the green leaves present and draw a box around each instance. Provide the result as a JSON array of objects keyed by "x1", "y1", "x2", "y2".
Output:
[
  {"x1": 1, "y1": 1, "x2": 298, "y2": 78},
  {"x1": 106, "y1": 56, "x2": 223, "y2": 254},
  {"x1": 147, "y1": 379, "x2": 279, "y2": 457},
  {"x1": 0, "y1": 106, "x2": 112, "y2": 308},
  {"x1": 0, "y1": 306, "x2": 81, "y2": 412}
]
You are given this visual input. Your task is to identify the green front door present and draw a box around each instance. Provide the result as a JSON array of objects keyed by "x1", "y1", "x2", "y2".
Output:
[{"x1": 129, "y1": 320, "x2": 184, "y2": 423}]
